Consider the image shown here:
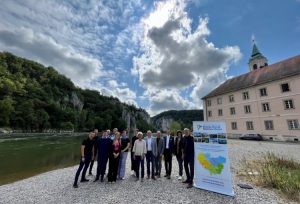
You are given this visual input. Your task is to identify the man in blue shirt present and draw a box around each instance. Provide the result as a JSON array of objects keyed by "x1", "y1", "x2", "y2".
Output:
[
  {"x1": 182, "y1": 128, "x2": 195, "y2": 188},
  {"x1": 93, "y1": 130, "x2": 112, "y2": 182}
]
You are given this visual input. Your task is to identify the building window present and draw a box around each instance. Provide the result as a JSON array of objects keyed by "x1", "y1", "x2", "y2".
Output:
[
  {"x1": 208, "y1": 111, "x2": 212, "y2": 117},
  {"x1": 243, "y1": 92, "x2": 249, "y2": 100},
  {"x1": 229, "y1": 95, "x2": 234, "y2": 102},
  {"x1": 246, "y1": 121, "x2": 254, "y2": 130},
  {"x1": 287, "y1": 120, "x2": 298, "y2": 130},
  {"x1": 284, "y1": 100, "x2": 294, "y2": 109},
  {"x1": 217, "y1": 98, "x2": 222, "y2": 104},
  {"x1": 244, "y1": 105, "x2": 251, "y2": 113},
  {"x1": 207, "y1": 100, "x2": 211, "y2": 106},
  {"x1": 260, "y1": 88, "x2": 267, "y2": 96},
  {"x1": 264, "y1": 121, "x2": 274, "y2": 130},
  {"x1": 253, "y1": 64, "x2": 257, "y2": 70},
  {"x1": 230, "y1": 107, "x2": 235, "y2": 115},
  {"x1": 262, "y1": 103, "x2": 270, "y2": 112},
  {"x1": 231, "y1": 122, "x2": 237, "y2": 130},
  {"x1": 281, "y1": 83, "x2": 290, "y2": 92},
  {"x1": 218, "y1": 109, "x2": 223, "y2": 116}
]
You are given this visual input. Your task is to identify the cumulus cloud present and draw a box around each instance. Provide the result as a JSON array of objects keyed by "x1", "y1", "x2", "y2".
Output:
[
  {"x1": 0, "y1": 28, "x2": 102, "y2": 87},
  {"x1": 132, "y1": 0, "x2": 242, "y2": 115},
  {"x1": 145, "y1": 89, "x2": 198, "y2": 116}
]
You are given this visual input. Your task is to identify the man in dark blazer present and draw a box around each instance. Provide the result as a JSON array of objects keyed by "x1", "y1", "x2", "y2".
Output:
[{"x1": 163, "y1": 129, "x2": 174, "y2": 179}]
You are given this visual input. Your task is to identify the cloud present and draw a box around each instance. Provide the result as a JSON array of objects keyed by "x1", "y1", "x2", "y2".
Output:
[
  {"x1": 0, "y1": 28, "x2": 102, "y2": 87},
  {"x1": 108, "y1": 80, "x2": 119, "y2": 88},
  {"x1": 145, "y1": 89, "x2": 198, "y2": 116},
  {"x1": 132, "y1": 0, "x2": 242, "y2": 115}
]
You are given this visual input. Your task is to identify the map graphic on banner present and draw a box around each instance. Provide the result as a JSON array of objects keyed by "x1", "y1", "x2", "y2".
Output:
[
  {"x1": 193, "y1": 121, "x2": 235, "y2": 197},
  {"x1": 198, "y1": 152, "x2": 226, "y2": 175}
]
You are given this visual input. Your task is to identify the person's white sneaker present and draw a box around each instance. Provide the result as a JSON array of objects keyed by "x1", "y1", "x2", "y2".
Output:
[
  {"x1": 131, "y1": 171, "x2": 135, "y2": 176},
  {"x1": 121, "y1": 177, "x2": 125, "y2": 180},
  {"x1": 178, "y1": 176, "x2": 183, "y2": 180}
]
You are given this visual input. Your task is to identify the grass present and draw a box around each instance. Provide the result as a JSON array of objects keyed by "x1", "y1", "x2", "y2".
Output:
[{"x1": 240, "y1": 153, "x2": 300, "y2": 202}]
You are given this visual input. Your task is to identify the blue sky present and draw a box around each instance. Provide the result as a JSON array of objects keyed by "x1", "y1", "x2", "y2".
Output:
[{"x1": 0, "y1": 0, "x2": 299, "y2": 116}]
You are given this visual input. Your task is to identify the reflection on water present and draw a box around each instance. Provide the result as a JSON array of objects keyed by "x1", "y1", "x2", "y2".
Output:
[{"x1": 0, "y1": 133, "x2": 88, "y2": 186}]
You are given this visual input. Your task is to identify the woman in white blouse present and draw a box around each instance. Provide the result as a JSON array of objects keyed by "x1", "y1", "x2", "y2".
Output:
[{"x1": 132, "y1": 132, "x2": 146, "y2": 182}]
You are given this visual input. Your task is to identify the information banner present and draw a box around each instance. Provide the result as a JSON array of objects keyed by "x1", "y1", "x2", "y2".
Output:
[{"x1": 193, "y1": 121, "x2": 235, "y2": 196}]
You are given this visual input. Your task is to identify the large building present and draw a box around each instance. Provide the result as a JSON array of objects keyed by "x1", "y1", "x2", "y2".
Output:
[{"x1": 201, "y1": 43, "x2": 300, "y2": 141}]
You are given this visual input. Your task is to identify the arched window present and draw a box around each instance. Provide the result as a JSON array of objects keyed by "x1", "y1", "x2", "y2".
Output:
[
  {"x1": 264, "y1": 63, "x2": 268, "y2": 66},
  {"x1": 253, "y1": 64, "x2": 257, "y2": 70}
]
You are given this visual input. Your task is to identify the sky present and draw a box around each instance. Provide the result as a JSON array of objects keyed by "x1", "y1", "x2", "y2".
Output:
[{"x1": 0, "y1": 0, "x2": 299, "y2": 116}]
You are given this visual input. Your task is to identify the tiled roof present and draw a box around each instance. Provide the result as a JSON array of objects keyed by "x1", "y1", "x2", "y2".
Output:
[{"x1": 202, "y1": 55, "x2": 300, "y2": 99}]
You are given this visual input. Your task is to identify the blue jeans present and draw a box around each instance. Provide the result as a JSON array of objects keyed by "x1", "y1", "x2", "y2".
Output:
[
  {"x1": 146, "y1": 151, "x2": 156, "y2": 177},
  {"x1": 184, "y1": 154, "x2": 194, "y2": 184},
  {"x1": 135, "y1": 155, "x2": 145, "y2": 179},
  {"x1": 74, "y1": 155, "x2": 91, "y2": 185},
  {"x1": 176, "y1": 155, "x2": 183, "y2": 176}
]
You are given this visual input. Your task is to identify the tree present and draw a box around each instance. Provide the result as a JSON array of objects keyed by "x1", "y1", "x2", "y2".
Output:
[
  {"x1": 85, "y1": 118, "x2": 95, "y2": 131},
  {"x1": 0, "y1": 97, "x2": 14, "y2": 126},
  {"x1": 170, "y1": 121, "x2": 181, "y2": 136},
  {"x1": 94, "y1": 117, "x2": 104, "y2": 130},
  {"x1": 60, "y1": 121, "x2": 74, "y2": 130}
]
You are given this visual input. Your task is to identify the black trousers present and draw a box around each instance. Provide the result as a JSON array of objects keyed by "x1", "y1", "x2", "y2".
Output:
[
  {"x1": 88, "y1": 151, "x2": 97, "y2": 173},
  {"x1": 131, "y1": 151, "x2": 135, "y2": 171},
  {"x1": 184, "y1": 154, "x2": 194, "y2": 184},
  {"x1": 164, "y1": 150, "x2": 172, "y2": 175},
  {"x1": 108, "y1": 153, "x2": 120, "y2": 182}
]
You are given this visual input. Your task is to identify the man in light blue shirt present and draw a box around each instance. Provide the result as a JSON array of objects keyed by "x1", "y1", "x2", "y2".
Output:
[{"x1": 145, "y1": 130, "x2": 158, "y2": 180}]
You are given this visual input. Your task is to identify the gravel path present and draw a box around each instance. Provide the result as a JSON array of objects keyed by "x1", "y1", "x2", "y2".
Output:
[{"x1": 0, "y1": 140, "x2": 299, "y2": 204}]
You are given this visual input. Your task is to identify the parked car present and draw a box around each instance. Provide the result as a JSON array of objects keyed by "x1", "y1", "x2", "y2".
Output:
[{"x1": 239, "y1": 133, "x2": 262, "y2": 140}]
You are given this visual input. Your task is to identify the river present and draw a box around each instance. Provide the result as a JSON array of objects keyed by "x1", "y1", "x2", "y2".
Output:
[{"x1": 0, "y1": 133, "x2": 90, "y2": 186}]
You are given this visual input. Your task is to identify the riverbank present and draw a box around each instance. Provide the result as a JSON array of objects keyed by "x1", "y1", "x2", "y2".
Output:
[{"x1": 1, "y1": 140, "x2": 299, "y2": 204}]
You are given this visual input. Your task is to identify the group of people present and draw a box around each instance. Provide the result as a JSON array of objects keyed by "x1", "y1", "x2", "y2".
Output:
[{"x1": 73, "y1": 127, "x2": 195, "y2": 189}]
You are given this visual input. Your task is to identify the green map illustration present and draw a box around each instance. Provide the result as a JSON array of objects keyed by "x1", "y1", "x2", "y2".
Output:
[{"x1": 198, "y1": 152, "x2": 226, "y2": 175}]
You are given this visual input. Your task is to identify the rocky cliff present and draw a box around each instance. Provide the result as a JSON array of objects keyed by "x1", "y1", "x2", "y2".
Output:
[{"x1": 121, "y1": 105, "x2": 150, "y2": 133}]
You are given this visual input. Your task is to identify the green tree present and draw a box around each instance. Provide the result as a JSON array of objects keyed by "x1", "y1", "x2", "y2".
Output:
[
  {"x1": 0, "y1": 97, "x2": 14, "y2": 126},
  {"x1": 60, "y1": 121, "x2": 74, "y2": 130},
  {"x1": 85, "y1": 118, "x2": 95, "y2": 131},
  {"x1": 170, "y1": 121, "x2": 181, "y2": 136},
  {"x1": 94, "y1": 116, "x2": 104, "y2": 130}
]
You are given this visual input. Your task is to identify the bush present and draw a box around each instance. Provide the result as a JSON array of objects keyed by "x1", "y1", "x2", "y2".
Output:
[{"x1": 241, "y1": 152, "x2": 300, "y2": 202}]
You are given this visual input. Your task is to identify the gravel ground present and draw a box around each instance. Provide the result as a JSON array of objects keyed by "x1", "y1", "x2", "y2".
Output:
[{"x1": 0, "y1": 140, "x2": 299, "y2": 204}]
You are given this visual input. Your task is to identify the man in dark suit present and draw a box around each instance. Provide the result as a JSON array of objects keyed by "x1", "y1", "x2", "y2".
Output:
[{"x1": 163, "y1": 129, "x2": 174, "y2": 179}]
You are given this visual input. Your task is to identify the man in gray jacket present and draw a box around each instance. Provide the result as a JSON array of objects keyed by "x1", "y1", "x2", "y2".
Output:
[
  {"x1": 155, "y1": 131, "x2": 165, "y2": 178},
  {"x1": 145, "y1": 130, "x2": 158, "y2": 180}
]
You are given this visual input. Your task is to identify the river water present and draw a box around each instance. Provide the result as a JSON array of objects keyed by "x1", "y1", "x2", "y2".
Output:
[{"x1": 0, "y1": 133, "x2": 89, "y2": 186}]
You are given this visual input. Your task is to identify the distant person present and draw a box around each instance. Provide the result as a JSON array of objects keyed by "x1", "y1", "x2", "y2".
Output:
[
  {"x1": 163, "y1": 129, "x2": 174, "y2": 179},
  {"x1": 130, "y1": 129, "x2": 139, "y2": 176},
  {"x1": 132, "y1": 132, "x2": 146, "y2": 182},
  {"x1": 109, "y1": 128, "x2": 118, "y2": 140},
  {"x1": 73, "y1": 132, "x2": 95, "y2": 188},
  {"x1": 145, "y1": 130, "x2": 157, "y2": 180},
  {"x1": 155, "y1": 131, "x2": 164, "y2": 178},
  {"x1": 89, "y1": 129, "x2": 99, "y2": 175},
  {"x1": 94, "y1": 131, "x2": 112, "y2": 182},
  {"x1": 117, "y1": 130, "x2": 130, "y2": 179},
  {"x1": 107, "y1": 132, "x2": 122, "y2": 183},
  {"x1": 174, "y1": 130, "x2": 184, "y2": 180},
  {"x1": 182, "y1": 128, "x2": 195, "y2": 188}
]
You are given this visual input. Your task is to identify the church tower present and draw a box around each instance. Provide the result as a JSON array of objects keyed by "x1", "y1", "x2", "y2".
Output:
[{"x1": 248, "y1": 41, "x2": 268, "y2": 72}]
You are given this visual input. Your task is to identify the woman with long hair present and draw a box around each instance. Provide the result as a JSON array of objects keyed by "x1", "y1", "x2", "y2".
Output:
[
  {"x1": 174, "y1": 130, "x2": 184, "y2": 180},
  {"x1": 107, "y1": 132, "x2": 121, "y2": 183}
]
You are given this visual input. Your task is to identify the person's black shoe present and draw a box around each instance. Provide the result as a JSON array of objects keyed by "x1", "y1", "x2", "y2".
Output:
[
  {"x1": 101, "y1": 179, "x2": 104, "y2": 182},
  {"x1": 80, "y1": 179, "x2": 89, "y2": 182},
  {"x1": 93, "y1": 178, "x2": 99, "y2": 182},
  {"x1": 167, "y1": 175, "x2": 171, "y2": 179},
  {"x1": 182, "y1": 180, "x2": 189, "y2": 183},
  {"x1": 164, "y1": 174, "x2": 168, "y2": 177},
  {"x1": 73, "y1": 184, "x2": 78, "y2": 188}
]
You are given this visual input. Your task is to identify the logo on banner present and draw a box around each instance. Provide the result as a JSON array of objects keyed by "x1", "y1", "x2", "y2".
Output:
[{"x1": 196, "y1": 125, "x2": 202, "y2": 130}]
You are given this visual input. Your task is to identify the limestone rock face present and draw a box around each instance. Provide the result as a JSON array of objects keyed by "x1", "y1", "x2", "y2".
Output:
[
  {"x1": 121, "y1": 105, "x2": 151, "y2": 133},
  {"x1": 151, "y1": 116, "x2": 173, "y2": 132}
]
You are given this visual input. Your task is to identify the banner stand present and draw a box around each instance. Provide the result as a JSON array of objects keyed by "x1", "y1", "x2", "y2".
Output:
[{"x1": 193, "y1": 121, "x2": 235, "y2": 197}]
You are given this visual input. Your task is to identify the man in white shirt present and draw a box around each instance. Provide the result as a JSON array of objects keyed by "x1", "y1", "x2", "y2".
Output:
[
  {"x1": 163, "y1": 129, "x2": 174, "y2": 179},
  {"x1": 145, "y1": 130, "x2": 158, "y2": 180}
]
